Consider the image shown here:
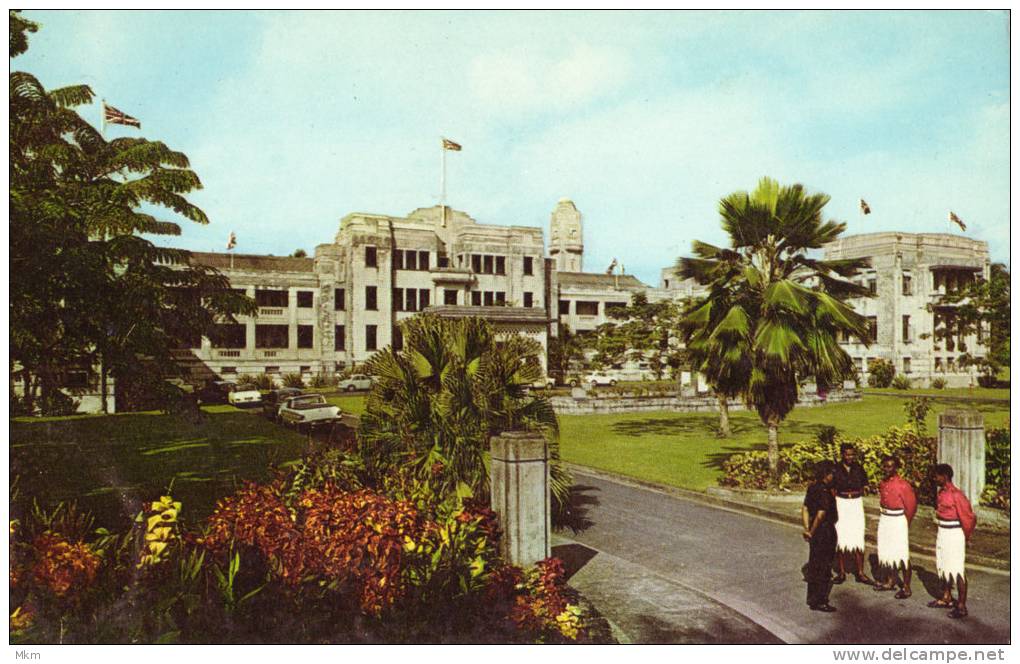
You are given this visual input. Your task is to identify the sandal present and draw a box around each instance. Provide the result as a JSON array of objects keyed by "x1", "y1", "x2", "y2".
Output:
[
  {"x1": 855, "y1": 574, "x2": 875, "y2": 586},
  {"x1": 873, "y1": 584, "x2": 896, "y2": 592},
  {"x1": 831, "y1": 574, "x2": 847, "y2": 585},
  {"x1": 948, "y1": 607, "x2": 968, "y2": 619},
  {"x1": 927, "y1": 599, "x2": 956, "y2": 609},
  {"x1": 895, "y1": 590, "x2": 912, "y2": 600}
]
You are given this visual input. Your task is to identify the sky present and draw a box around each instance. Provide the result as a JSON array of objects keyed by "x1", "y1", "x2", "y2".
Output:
[{"x1": 14, "y1": 9, "x2": 1010, "y2": 285}]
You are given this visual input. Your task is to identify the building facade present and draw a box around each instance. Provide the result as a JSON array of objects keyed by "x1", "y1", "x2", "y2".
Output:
[{"x1": 822, "y1": 232, "x2": 991, "y2": 387}]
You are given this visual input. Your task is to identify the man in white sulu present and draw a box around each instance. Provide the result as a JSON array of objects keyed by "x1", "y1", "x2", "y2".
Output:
[
  {"x1": 873, "y1": 455, "x2": 917, "y2": 598},
  {"x1": 928, "y1": 463, "x2": 977, "y2": 619},
  {"x1": 832, "y1": 443, "x2": 874, "y2": 585}
]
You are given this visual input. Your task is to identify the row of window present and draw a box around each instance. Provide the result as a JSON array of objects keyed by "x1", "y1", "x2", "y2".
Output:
[
  {"x1": 365, "y1": 246, "x2": 536, "y2": 277},
  {"x1": 209, "y1": 324, "x2": 316, "y2": 350},
  {"x1": 253, "y1": 289, "x2": 316, "y2": 308},
  {"x1": 393, "y1": 288, "x2": 431, "y2": 312},
  {"x1": 558, "y1": 300, "x2": 626, "y2": 316}
]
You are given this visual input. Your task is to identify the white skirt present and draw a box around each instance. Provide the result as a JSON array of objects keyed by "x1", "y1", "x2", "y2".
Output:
[
  {"x1": 876, "y1": 512, "x2": 910, "y2": 569},
  {"x1": 835, "y1": 496, "x2": 866, "y2": 553},
  {"x1": 936, "y1": 523, "x2": 967, "y2": 582}
]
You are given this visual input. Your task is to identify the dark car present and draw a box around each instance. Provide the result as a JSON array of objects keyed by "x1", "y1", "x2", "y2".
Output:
[
  {"x1": 261, "y1": 387, "x2": 305, "y2": 421},
  {"x1": 196, "y1": 380, "x2": 237, "y2": 405}
]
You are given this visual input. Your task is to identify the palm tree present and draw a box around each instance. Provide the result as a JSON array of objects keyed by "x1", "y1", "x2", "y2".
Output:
[
  {"x1": 678, "y1": 177, "x2": 871, "y2": 483},
  {"x1": 359, "y1": 314, "x2": 572, "y2": 513}
]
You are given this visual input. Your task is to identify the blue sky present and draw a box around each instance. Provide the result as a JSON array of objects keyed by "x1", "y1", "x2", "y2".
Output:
[{"x1": 14, "y1": 10, "x2": 1010, "y2": 285}]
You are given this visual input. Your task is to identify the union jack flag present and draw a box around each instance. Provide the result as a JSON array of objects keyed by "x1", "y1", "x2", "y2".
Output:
[
  {"x1": 442, "y1": 137, "x2": 462, "y2": 151},
  {"x1": 949, "y1": 211, "x2": 966, "y2": 231},
  {"x1": 859, "y1": 198, "x2": 871, "y2": 215},
  {"x1": 226, "y1": 231, "x2": 237, "y2": 250},
  {"x1": 103, "y1": 102, "x2": 141, "y2": 128}
]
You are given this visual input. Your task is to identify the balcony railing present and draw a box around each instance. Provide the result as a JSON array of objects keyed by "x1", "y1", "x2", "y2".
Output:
[
  {"x1": 217, "y1": 350, "x2": 241, "y2": 358},
  {"x1": 258, "y1": 307, "x2": 286, "y2": 317}
]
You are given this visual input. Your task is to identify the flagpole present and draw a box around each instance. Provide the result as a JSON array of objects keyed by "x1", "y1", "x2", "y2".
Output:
[
  {"x1": 440, "y1": 137, "x2": 447, "y2": 228},
  {"x1": 101, "y1": 98, "x2": 106, "y2": 137}
]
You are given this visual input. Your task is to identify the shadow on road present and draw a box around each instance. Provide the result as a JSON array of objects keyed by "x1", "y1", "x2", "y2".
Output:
[{"x1": 556, "y1": 483, "x2": 601, "y2": 534}]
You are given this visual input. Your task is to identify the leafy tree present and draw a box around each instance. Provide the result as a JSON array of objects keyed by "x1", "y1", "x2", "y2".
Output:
[
  {"x1": 358, "y1": 315, "x2": 572, "y2": 515},
  {"x1": 593, "y1": 293, "x2": 687, "y2": 380},
  {"x1": 678, "y1": 177, "x2": 870, "y2": 484},
  {"x1": 10, "y1": 12, "x2": 254, "y2": 412},
  {"x1": 547, "y1": 323, "x2": 586, "y2": 382},
  {"x1": 867, "y1": 358, "x2": 895, "y2": 388},
  {"x1": 292, "y1": 249, "x2": 307, "y2": 258}
]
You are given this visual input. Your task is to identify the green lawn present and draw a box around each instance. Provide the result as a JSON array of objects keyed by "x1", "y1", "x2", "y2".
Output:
[
  {"x1": 865, "y1": 387, "x2": 1010, "y2": 400},
  {"x1": 10, "y1": 405, "x2": 308, "y2": 529},
  {"x1": 325, "y1": 393, "x2": 368, "y2": 415},
  {"x1": 558, "y1": 395, "x2": 1010, "y2": 492}
]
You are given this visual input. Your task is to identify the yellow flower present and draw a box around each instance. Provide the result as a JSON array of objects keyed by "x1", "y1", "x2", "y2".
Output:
[
  {"x1": 10, "y1": 606, "x2": 33, "y2": 632},
  {"x1": 403, "y1": 536, "x2": 416, "y2": 552}
]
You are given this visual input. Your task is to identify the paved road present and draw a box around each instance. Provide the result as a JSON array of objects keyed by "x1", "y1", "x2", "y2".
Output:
[{"x1": 561, "y1": 471, "x2": 1010, "y2": 644}]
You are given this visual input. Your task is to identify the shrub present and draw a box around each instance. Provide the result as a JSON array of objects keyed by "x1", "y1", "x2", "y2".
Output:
[
  {"x1": 37, "y1": 390, "x2": 79, "y2": 417},
  {"x1": 282, "y1": 373, "x2": 305, "y2": 388},
  {"x1": 238, "y1": 373, "x2": 275, "y2": 391},
  {"x1": 930, "y1": 377, "x2": 947, "y2": 390},
  {"x1": 903, "y1": 396, "x2": 932, "y2": 435},
  {"x1": 867, "y1": 358, "x2": 895, "y2": 388},
  {"x1": 308, "y1": 372, "x2": 338, "y2": 389},
  {"x1": 891, "y1": 374, "x2": 912, "y2": 390},
  {"x1": 982, "y1": 425, "x2": 1010, "y2": 510},
  {"x1": 977, "y1": 374, "x2": 998, "y2": 388}
]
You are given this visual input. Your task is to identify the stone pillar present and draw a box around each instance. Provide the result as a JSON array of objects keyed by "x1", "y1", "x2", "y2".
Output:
[
  {"x1": 938, "y1": 409, "x2": 986, "y2": 503},
  {"x1": 490, "y1": 431, "x2": 551, "y2": 567}
]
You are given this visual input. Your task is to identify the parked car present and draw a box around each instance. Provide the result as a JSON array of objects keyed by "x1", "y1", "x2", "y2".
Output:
[
  {"x1": 262, "y1": 387, "x2": 305, "y2": 421},
  {"x1": 197, "y1": 380, "x2": 237, "y2": 405},
  {"x1": 530, "y1": 376, "x2": 556, "y2": 389},
  {"x1": 337, "y1": 373, "x2": 375, "y2": 392},
  {"x1": 578, "y1": 372, "x2": 618, "y2": 388},
  {"x1": 228, "y1": 385, "x2": 262, "y2": 407},
  {"x1": 278, "y1": 393, "x2": 341, "y2": 428}
]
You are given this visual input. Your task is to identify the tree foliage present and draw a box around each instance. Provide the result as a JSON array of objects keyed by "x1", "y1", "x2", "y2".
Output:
[
  {"x1": 930, "y1": 262, "x2": 1010, "y2": 381},
  {"x1": 592, "y1": 292, "x2": 686, "y2": 379},
  {"x1": 677, "y1": 177, "x2": 870, "y2": 483},
  {"x1": 9, "y1": 12, "x2": 255, "y2": 411}
]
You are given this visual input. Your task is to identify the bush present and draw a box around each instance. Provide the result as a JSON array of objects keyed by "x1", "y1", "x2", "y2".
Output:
[
  {"x1": 977, "y1": 374, "x2": 998, "y2": 388},
  {"x1": 930, "y1": 377, "x2": 947, "y2": 390},
  {"x1": 308, "y1": 372, "x2": 338, "y2": 389},
  {"x1": 282, "y1": 373, "x2": 305, "y2": 388},
  {"x1": 238, "y1": 373, "x2": 275, "y2": 391},
  {"x1": 867, "y1": 358, "x2": 895, "y2": 388},
  {"x1": 891, "y1": 374, "x2": 912, "y2": 390},
  {"x1": 982, "y1": 425, "x2": 1010, "y2": 510},
  {"x1": 37, "y1": 390, "x2": 79, "y2": 417},
  {"x1": 903, "y1": 397, "x2": 933, "y2": 435}
]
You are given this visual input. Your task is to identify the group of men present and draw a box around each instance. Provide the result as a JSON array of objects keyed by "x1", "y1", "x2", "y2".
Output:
[{"x1": 801, "y1": 443, "x2": 977, "y2": 619}]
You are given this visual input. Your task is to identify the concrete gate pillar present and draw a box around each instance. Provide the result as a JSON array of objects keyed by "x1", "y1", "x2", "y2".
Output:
[
  {"x1": 490, "y1": 431, "x2": 551, "y2": 566},
  {"x1": 937, "y1": 409, "x2": 986, "y2": 503}
]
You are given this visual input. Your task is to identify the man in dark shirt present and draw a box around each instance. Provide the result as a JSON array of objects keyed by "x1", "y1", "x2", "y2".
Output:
[
  {"x1": 803, "y1": 460, "x2": 839, "y2": 611},
  {"x1": 833, "y1": 443, "x2": 874, "y2": 585}
]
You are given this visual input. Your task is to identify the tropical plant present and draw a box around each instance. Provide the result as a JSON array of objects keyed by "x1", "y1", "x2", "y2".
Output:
[
  {"x1": 891, "y1": 374, "x2": 912, "y2": 390},
  {"x1": 281, "y1": 372, "x2": 305, "y2": 388},
  {"x1": 358, "y1": 315, "x2": 572, "y2": 514},
  {"x1": 903, "y1": 396, "x2": 932, "y2": 435},
  {"x1": 930, "y1": 377, "x2": 947, "y2": 390},
  {"x1": 930, "y1": 262, "x2": 1010, "y2": 379},
  {"x1": 677, "y1": 177, "x2": 870, "y2": 483},
  {"x1": 547, "y1": 323, "x2": 586, "y2": 383},
  {"x1": 867, "y1": 358, "x2": 895, "y2": 388},
  {"x1": 9, "y1": 12, "x2": 255, "y2": 413}
]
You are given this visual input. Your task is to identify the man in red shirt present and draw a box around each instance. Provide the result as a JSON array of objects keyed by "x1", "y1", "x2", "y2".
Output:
[
  {"x1": 873, "y1": 455, "x2": 917, "y2": 598},
  {"x1": 929, "y1": 463, "x2": 977, "y2": 619}
]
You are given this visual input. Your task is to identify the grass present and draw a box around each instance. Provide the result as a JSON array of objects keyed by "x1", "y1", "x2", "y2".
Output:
[
  {"x1": 558, "y1": 395, "x2": 1010, "y2": 492},
  {"x1": 865, "y1": 386, "x2": 1010, "y2": 400},
  {"x1": 10, "y1": 405, "x2": 308, "y2": 529},
  {"x1": 324, "y1": 393, "x2": 368, "y2": 415}
]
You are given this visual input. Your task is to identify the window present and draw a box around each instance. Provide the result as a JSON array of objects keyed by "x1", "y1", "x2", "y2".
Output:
[
  {"x1": 902, "y1": 275, "x2": 912, "y2": 296},
  {"x1": 297, "y1": 291, "x2": 314, "y2": 308},
  {"x1": 606, "y1": 301, "x2": 627, "y2": 316},
  {"x1": 903, "y1": 357, "x2": 912, "y2": 374},
  {"x1": 334, "y1": 288, "x2": 345, "y2": 310},
  {"x1": 855, "y1": 357, "x2": 864, "y2": 372},
  {"x1": 255, "y1": 289, "x2": 288, "y2": 307},
  {"x1": 444, "y1": 289, "x2": 457, "y2": 305},
  {"x1": 211, "y1": 324, "x2": 246, "y2": 349},
  {"x1": 365, "y1": 325, "x2": 377, "y2": 351},
  {"x1": 935, "y1": 357, "x2": 943, "y2": 372},
  {"x1": 405, "y1": 249, "x2": 417, "y2": 271},
  {"x1": 495, "y1": 256, "x2": 506, "y2": 275},
  {"x1": 393, "y1": 326, "x2": 403, "y2": 351},
  {"x1": 495, "y1": 291, "x2": 506, "y2": 306},
  {"x1": 902, "y1": 315, "x2": 911, "y2": 343},
  {"x1": 523, "y1": 292, "x2": 533, "y2": 308},
  {"x1": 867, "y1": 316, "x2": 878, "y2": 343},
  {"x1": 365, "y1": 286, "x2": 377, "y2": 311},
  {"x1": 471, "y1": 291, "x2": 482, "y2": 306},
  {"x1": 265, "y1": 366, "x2": 280, "y2": 374},
  {"x1": 297, "y1": 325, "x2": 314, "y2": 349},
  {"x1": 63, "y1": 369, "x2": 90, "y2": 389},
  {"x1": 256, "y1": 324, "x2": 289, "y2": 349},
  {"x1": 471, "y1": 254, "x2": 482, "y2": 273},
  {"x1": 334, "y1": 325, "x2": 345, "y2": 351},
  {"x1": 868, "y1": 279, "x2": 877, "y2": 295},
  {"x1": 393, "y1": 288, "x2": 404, "y2": 312},
  {"x1": 221, "y1": 367, "x2": 237, "y2": 375},
  {"x1": 524, "y1": 256, "x2": 534, "y2": 276},
  {"x1": 365, "y1": 246, "x2": 377, "y2": 268},
  {"x1": 419, "y1": 289, "x2": 430, "y2": 310},
  {"x1": 404, "y1": 289, "x2": 417, "y2": 312},
  {"x1": 483, "y1": 255, "x2": 494, "y2": 274},
  {"x1": 418, "y1": 250, "x2": 429, "y2": 271},
  {"x1": 483, "y1": 291, "x2": 494, "y2": 306},
  {"x1": 393, "y1": 249, "x2": 404, "y2": 270},
  {"x1": 576, "y1": 301, "x2": 599, "y2": 316},
  {"x1": 438, "y1": 255, "x2": 449, "y2": 268},
  {"x1": 559, "y1": 300, "x2": 571, "y2": 315},
  {"x1": 300, "y1": 365, "x2": 311, "y2": 373}
]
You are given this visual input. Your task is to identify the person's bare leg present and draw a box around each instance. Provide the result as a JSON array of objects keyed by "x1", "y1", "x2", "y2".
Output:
[
  {"x1": 855, "y1": 550, "x2": 873, "y2": 583},
  {"x1": 956, "y1": 577, "x2": 968, "y2": 612},
  {"x1": 902, "y1": 566, "x2": 912, "y2": 593}
]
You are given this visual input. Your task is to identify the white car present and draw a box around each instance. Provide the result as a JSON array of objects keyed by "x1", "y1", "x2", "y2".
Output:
[
  {"x1": 530, "y1": 376, "x2": 556, "y2": 389},
  {"x1": 227, "y1": 387, "x2": 262, "y2": 406},
  {"x1": 337, "y1": 373, "x2": 375, "y2": 392},
  {"x1": 581, "y1": 372, "x2": 618, "y2": 388},
  {"x1": 278, "y1": 393, "x2": 341, "y2": 427}
]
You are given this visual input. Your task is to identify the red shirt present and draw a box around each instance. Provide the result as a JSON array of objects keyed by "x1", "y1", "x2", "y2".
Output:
[
  {"x1": 879, "y1": 475, "x2": 917, "y2": 522},
  {"x1": 936, "y1": 481, "x2": 977, "y2": 539}
]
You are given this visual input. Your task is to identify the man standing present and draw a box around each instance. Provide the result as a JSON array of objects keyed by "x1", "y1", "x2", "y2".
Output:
[
  {"x1": 873, "y1": 455, "x2": 917, "y2": 598},
  {"x1": 833, "y1": 443, "x2": 873, "y2": 585},
  {"x1": 802, "y1": 460, "x2": 838, "y2": 612},
  {"x1": 929, "y1": 464, "x2": 977, "y2": 619}
]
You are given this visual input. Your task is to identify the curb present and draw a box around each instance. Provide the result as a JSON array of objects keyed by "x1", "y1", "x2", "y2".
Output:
[{"x1": 564, "y1": 463, "x2": 1010, "y2": 576}]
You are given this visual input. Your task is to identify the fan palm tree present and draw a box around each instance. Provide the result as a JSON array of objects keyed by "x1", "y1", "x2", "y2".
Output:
[
  {"x1": 678, "y1": 177, "x2": 871, "y2": 484},
  {"x1": 359, "y1": 315, "x2": 572, "y2": 514}
]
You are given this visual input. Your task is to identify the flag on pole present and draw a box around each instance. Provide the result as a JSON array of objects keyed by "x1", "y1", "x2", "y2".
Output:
[
  {"x1": 859, "y1": 198, "x2": 871, "y2": 215},
  {"x1": 442, "y1": 137, "x2": 462, "y2": 151},
  {"x1": 948, "y1": 211, "x2": 966, "y2": 231},
  {"x1": 605, "y1": 258, "x2": 618, "y2": 275},
  {"x1": 103, "y1": 102, "x2": 141, "y2": 128},
  {"x1": 226, "y1": 231, "x2": 237, "y2": 250}
]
